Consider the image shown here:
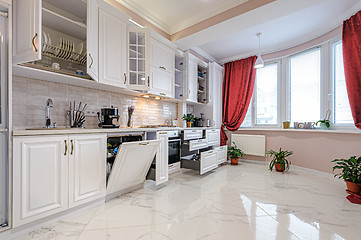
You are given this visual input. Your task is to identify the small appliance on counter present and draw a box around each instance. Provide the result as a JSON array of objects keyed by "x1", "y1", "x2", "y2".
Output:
[{"x1": 97, "y1": 107, "x2": 120, "y2": 128}]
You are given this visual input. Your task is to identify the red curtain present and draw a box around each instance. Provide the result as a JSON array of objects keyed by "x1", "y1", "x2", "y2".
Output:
[
  {"x1": 221, "y1": 56, "x2": 257, "y2": 145},
  {"x1": 343, "y1": 10, "x2": 361, "y2": 130}
]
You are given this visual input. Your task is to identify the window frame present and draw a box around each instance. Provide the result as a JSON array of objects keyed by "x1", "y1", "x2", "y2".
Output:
[
  {"x1": 330, "y1": 38, "x2": 355, "y2": 129},
  {"x1": 253, "y1": 60, "x2": 281, "y2": 128},
  {"x1": 238, "y1": 36, "x2": 357, "y2": 131},
  {"x1": 287, "y1": 46, "x2": 322, "y2": 123}
]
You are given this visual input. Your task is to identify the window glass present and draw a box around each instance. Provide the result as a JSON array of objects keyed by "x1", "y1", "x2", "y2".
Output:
[
  {"x1": 255, "y1": 63, "x2": 278, "y2": 125},
  {"x1": 240, "y1": 104, "x2": 252, "y2": 128},
  {"x1": 290, "y1": 48, "x2": 321, "y2": 122},
  {"x1": 333, "y1": 42, "x2": 353, "y2": 124}
]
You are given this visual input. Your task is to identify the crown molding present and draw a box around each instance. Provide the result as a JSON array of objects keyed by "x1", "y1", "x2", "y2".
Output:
[{"x1": 190, "y1": 47, "x2": 217, "y2": 63}]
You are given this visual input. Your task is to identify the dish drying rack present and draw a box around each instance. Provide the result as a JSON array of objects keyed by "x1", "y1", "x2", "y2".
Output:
[{"x1": 42, "y1": 43, "x2": 87, "y2": 66}]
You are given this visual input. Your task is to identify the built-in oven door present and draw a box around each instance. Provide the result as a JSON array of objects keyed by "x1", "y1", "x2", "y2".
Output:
[{"x1": 168, "y1": 138, "x2": 181, "y2": 164}]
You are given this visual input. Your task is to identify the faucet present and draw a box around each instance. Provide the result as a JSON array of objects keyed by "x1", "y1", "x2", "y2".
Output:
[{"x1": 45, "y1": 99, "x2": 53, "y2": 128}]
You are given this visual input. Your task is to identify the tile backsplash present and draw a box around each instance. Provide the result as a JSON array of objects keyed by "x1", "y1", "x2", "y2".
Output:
[{"x1": 12, "y1": 76, "x2": 178, "y2": 129}]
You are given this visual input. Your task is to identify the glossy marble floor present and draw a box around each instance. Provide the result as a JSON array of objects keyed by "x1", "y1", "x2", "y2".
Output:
[{"x1": 14, "y1": 162, "x2": 361, "y2": 240}]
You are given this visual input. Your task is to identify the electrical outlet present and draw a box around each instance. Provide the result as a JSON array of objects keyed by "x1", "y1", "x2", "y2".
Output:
[{"x1": 85, "y1": 110, "x2": 98, "y2": 117}]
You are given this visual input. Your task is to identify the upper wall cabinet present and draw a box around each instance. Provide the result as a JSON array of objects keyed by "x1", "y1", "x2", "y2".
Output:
[
  {"x1": 185, "y1": 52, "x2": 209, "y2": 104},
  {"x1": 13, "y1": 0, "x2": 99, "y2": 81},
  {"x1": 128, "y1": 27, "x2": 150, "y2": 91},
  {"x1": 127, "y1": 27, "x2": 176, "y2": 98},
  {"x1": 149, "y1": 39, "x2": 175, "y2": 98},
  {"x1": 98, "y1": 8, "x2": 127, "y2": 88}
]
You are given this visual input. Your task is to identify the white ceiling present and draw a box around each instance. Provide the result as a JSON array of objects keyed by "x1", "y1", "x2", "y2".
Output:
[
  {"x1": 115, "y1": 0, "x2": 249, "y2": 34},
  {"x1": 174, "y1": 0, "x2": 361, "y2": 63}
]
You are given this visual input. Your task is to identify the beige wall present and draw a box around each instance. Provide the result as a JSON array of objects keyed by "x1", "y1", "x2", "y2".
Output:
[
  {"x1": 12, "y1": 76, "x2": 177, "y2": 129},
  {"x1": 226, "y1": 129, "x2": 361, "y2": 174}
]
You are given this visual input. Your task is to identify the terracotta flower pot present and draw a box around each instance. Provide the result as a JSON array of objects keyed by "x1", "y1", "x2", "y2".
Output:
[
  {"x1": 186, "y1": 122, "x2": 192, "y2": 128},
  {"x1": 345, "y1": 180, "x2": 361, "y2": 194},
  {"x1": 230, "y1": 158, "x2": 239, "y2": 165},
  {"x1": 275, "y1": 163, "x2": 285, "y2": 172}
]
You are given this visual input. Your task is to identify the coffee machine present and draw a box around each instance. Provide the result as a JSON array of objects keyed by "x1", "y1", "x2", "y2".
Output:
[{"x1": 97, "y1": 107, "x2": 120, "y2": 128}]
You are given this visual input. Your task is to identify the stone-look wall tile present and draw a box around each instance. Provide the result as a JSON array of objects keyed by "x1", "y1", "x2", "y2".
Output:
[{"x1": 12, "y1": 76, "x2": 178, "y2": 129}]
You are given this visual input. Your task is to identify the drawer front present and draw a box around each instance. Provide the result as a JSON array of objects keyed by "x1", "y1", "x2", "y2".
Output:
[
  {"x1": 189, "y1": 139, "x2": 208, "y2": 151},
  {"x1": 168, "y1": 162, "x2": 180, "y2": 174},
  {"x1": 184, "y1": 129, "x2": 203, "y2": 140},
  {"x1": 216, "y1": 146, "x2": 227, "y2": 164},
  {"x1": 206, "y1": 129, "x2": 220, "y2": 146},
  {"x1": 200, "y1": 150, "x2": 218, "y2": 175}
]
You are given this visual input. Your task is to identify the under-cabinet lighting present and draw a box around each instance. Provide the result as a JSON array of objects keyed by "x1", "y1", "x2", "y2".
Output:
[
  {"x1": 129, "y1": 18, "x2": 144, "y2": 28},
  {"x1": 141, "y1": 77, "x2": 146, "y2": 80},
  {"x1": 155, "y1": 96, "x2": 161, "y2": 100},
  {"x1": 142, "y1": 95, "x2": 150, "y2": 98}
]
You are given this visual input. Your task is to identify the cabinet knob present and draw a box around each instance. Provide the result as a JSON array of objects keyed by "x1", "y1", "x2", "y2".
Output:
[
  {"x1": 139, "y1": 142, "x2": 149, "y2": 146},
  {"x1": 159, "y1": 66, "x2": 166, "y2": 71},
  {"x1": 32, "y1": 33, "x2": 38, "y2": 52}
]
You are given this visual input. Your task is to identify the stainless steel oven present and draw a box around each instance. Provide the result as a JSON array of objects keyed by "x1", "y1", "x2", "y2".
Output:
[{"x1": 167, "y1": 131, "x2": 181, "y2": 164}]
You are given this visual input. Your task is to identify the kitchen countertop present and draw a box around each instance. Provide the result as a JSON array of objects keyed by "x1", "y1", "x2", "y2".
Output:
[{"x1": 12, "y1": 126, "x2": 219, "y2": 136}]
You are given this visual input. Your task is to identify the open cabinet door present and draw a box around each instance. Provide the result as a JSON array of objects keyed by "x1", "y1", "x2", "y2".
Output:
[
  {"x1": 87, "y1": 0, "x2": 99, "y2": 81},
  {"x1": 13, "y1": 0, "x2": 42, "y2": 64},
  {"x1": 155, "y1": 132, "x2": 168, "y2": 185},
  {"x1": 107, "y1": 140, "x2": 160, "y2": 195}
]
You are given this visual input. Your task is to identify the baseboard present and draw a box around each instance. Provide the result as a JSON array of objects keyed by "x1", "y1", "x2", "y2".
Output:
[{"x1": 240, "y1": 159, "x2": 344, "y2": 185}]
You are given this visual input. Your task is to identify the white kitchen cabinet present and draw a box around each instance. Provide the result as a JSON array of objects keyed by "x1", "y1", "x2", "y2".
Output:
[
  {"x1": 107, "y1": 140, "x2": 160, "y2": 196},
  {"x1": 149, "y1": 66, "x2": 174, "y2": 98},
  {"x1": 13, "y1": 0, "x2": 42, "y2": 64},
  {"x1": 150, "y1": 39, "x2": 174, "y2": 74},
  {"x1": 69, "y1": 134, "x2": 106, "y2": 208},
  {"x1": 215, "y1": 146, "x2": 227, "y2": 164},
  {"x1": 13, "y1": 135, "x2": 68, "y2": 227},
  {"x1": 98, "y1": 8, "x2": 127, "y2": 88},
  {"x1": 186, "y1": 53, "x2": 198, "y2": 103},
  {"x1": 155, "y1": 132, "x2": 168, "y2": 185},
  {"x1": 206, "y1": 129, "x2": 220, "y2": 146},
  {"x1": 127, "y1": 27, "x2": 150, "y2": 91},
  {"x1": 189, "y1": 139, "x2": 208, "y2": 151},
  {"x1": 183, "y1": 129, "x2": 203, "y2": 140},
  {"x1": 87, "y1": 0, "x2": 99, "y2": 80},
  {"x1": 200, "y1": 150, "x2": 218, "y2": 175},
  {"x1": 186, "y1": 52, "x2": 208, "y2": 104},
  {"x1": 13, "y1": 133, "x2": 107, "y2": 227},
  {"x1": 12, "y1": 0, "x2": 99, "y2": 81}
]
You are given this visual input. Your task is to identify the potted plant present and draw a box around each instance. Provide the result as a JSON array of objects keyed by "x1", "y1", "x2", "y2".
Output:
[
  {"x1": 227, "y1": 142, "x2": 244, "y2": 165},
  {"x1": 332, "y1": 156, "x2": 361, "y2": 194},
  {"x1": 182, "y1": 114, "x2": 195, "y2": 128},
  {"x1": 267, "y1": 148, "x2": 293, "y2": 172},
  {"x1": 316, "y1": 110, "x2": 331, "y2": 129}
]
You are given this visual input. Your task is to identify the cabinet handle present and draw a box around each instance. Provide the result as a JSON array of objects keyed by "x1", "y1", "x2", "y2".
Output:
[
  {"x1": 169, "y1": 164, "x2": 174, "y2": 167},
  {"x1": 89, "y1": 54, "x2": 94, "y2": 68},
  {"x1": 192, "y1": 130, "x2": 196, "y2": 132},
  {"x1": 32, "y1": 33, "x2": 38, "y2": 52},
  {"x1": 139, "y1": 142, "x2": 149, "y2": 146},
  {"x1": 159, "y1": 66, "x2": 166, "y2": 71},
  {"x1": 198, "y1": 140, "x2": 203, "y2": 142},
  {"x1": 64, "y1": 140, "x2": 67, "y2": 156},
  {"x1": 159, "y1": 93, "x2": 166, "y2": 96},
  {"x1": 70, "y1": 140, "x2": 74, "y2": 155},
  {"x1": 124, "y1": 73, "x2": 127, "y2": 84},
  {"x1": 209, "y1": 151, "x2": 213, "y2": 154},
  {"x1": 159, "y1": 132, "x2": 167, "y2": 134},
  {"x1": 148, "y1": 76, "x2": 150, "y2": 87}
]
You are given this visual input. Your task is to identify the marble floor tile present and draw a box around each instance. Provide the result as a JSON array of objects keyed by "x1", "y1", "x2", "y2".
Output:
[{"x1": 14, "y1": 163, "x2": 361, "y2": 240}]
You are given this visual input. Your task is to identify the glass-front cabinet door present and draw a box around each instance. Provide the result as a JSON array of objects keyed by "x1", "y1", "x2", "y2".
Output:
[{"x1": 128, "y1": 27, "x2": 150, "y2": 91}]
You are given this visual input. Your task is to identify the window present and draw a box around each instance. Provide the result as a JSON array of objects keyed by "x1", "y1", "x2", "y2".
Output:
[
  {"x1": 255, "y1": 63, "x2": 278, "y2": 125},
  {"x1": 240, "y1": 102, "x2": 252, "y2": 128},
  {"x1": 289, "y1": 48, "x2": 321, "y2": 122},
  {"x1": 333, "y1": 41, "x2": 353, "y2": 124}
]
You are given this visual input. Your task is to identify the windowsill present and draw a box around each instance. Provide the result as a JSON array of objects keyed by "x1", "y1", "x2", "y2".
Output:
[{"x1": 236, "y1": 127, "x2": 361, "y2": 135}]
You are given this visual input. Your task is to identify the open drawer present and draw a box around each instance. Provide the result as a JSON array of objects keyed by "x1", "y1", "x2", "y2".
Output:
[
  {"x1": 183, "y1": 129, "x2": 203, "y2": 140},
  {"x1": 215, "y1": 145, "x2": 227, "y2": 164},
  {"x1": 107, "y1": 140, "x2": 160, "y2": 196},
  {"x1": 181, "y1": 149, "x2": 218, "y2": 175},
  {"x1": 189, "y1": 139, "x2": 208, "y2": 151}
]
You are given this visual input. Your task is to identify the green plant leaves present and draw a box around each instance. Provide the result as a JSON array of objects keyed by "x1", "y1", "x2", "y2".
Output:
[
  {"x1": 332, "y1": 156, "x2": 361, "y2": 183},
  {"x1": 267, "y1": 148, "x2": 293, "y2": 172},
  {"x1": 227, "y1": 142, "x2": 244, "y2": 160}
]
